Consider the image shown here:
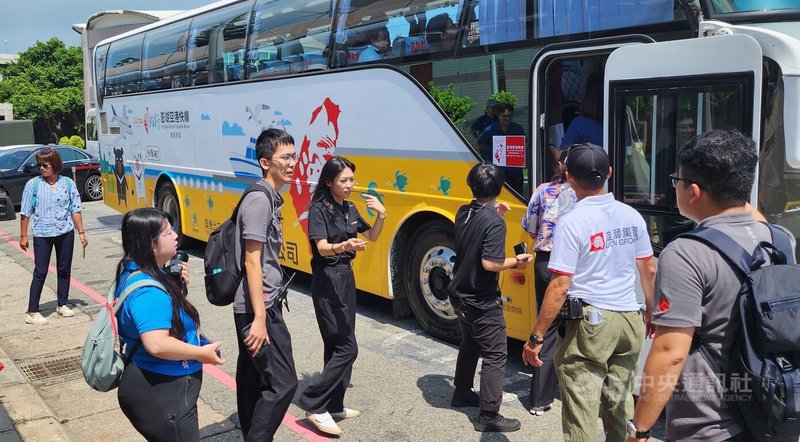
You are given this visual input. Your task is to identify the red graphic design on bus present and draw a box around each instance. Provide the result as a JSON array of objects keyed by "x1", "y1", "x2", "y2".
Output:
[{"x1": 290, "y1": 98, "x2": 341, "y2": 239}]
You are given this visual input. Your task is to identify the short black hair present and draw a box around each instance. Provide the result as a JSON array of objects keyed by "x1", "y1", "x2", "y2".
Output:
[
  {"x1": 497, "y1": 103, "x2": 514, "y2": 115},
  {"x1": 426, "y1": 13, "x2": 453, "y2": 44},
  {"x1": 467, "y1": 163, "x2": 505, "y2": 199},
  {"x1": 365, "y1": 26, "x2": 389, "y2": 44},
  {"x1": 255, "y1": 128, "x2": 294, "y2": 161},
  {"x1": 678, "y1": 130, "x2": 757, "y2": 208}
]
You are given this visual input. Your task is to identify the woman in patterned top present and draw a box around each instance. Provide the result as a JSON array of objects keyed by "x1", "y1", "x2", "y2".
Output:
[
  {"x1": 19, "y1": 148, "x2": 87, "y2": 325},
  {"x1": 521, "y1": 149, "x2": 576, "y2": 415}
]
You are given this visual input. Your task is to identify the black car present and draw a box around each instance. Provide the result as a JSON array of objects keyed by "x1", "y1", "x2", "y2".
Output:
[{"x1": 0, "y1": 144, "x2": 103, "y2": 208}]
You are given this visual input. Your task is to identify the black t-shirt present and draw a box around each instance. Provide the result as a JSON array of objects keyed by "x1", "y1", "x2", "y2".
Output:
[
  {"x1": 450, "y1": 200, "x2": 506, "y2": 306},
  {"x1": 307, "y1": 198, "x2": 370, "y2": 268},
  {"x1": 471, "y1": 114, "x2": 498, "y2": 135}
]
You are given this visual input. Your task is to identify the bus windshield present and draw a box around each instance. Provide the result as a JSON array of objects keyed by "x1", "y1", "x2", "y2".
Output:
[{"x1": 710, "y1": 0, "x2": 800, "y2": 14}]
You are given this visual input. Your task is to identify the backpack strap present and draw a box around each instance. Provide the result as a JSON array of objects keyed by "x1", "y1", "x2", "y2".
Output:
[
  {"x1": 30, "y1": 177, "x2": 41, "y2": 212},
  {"x1": 110, "y1": 273, "x2": 167, "y2": 363},
  {"x1": 230, "y1": 182, "x2": 272, "y2": 222},
  {"x1": 767, "y1": 224, "x2": 796, "y2": 265},
  {"x1": 66, "y1": 178, "x2": 74, "y2": 213},
  {"x1": 678, "y1": 226, "x2": 754, "y2": 277}
]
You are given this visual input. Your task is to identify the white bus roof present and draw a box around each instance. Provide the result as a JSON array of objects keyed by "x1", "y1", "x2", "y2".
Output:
[{"x1": 72, "y1": 10, "x2": 183, "y2": 34}]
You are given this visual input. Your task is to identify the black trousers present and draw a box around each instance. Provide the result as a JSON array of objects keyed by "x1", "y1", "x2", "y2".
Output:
[
  {"x1": 529, "y1": 251, "x2": 560, "y2": 408},
  {"x1": 28, "y1": 230, "x2": 74, "y2": 313},
  {"x1": 453, "y1": 302, "x2": 507, "y2": 413},
  {"x1": 117, "y1": 363, "x2": 202, "y2": 442},
  {"x1": 234, "y1": 303, "x2": 298, "y2": 442},
  {"x1": 298, "y1": 264, "x2": 358, "y2": 414}
]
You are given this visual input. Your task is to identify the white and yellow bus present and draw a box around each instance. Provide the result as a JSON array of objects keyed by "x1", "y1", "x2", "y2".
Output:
[{"x1": 89, "y1": 0, "x2": 800, "y2": 343}]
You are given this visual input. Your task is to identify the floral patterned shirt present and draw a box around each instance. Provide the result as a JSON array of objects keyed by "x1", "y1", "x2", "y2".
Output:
[{"x1": 522, "y1": 181, "x2": 576, "y2": 252}]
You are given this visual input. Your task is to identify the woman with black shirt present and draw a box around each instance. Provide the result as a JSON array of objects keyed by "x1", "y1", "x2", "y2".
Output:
[{"x1": 299, "y1": 156, "x2": 385, "y2": 436}]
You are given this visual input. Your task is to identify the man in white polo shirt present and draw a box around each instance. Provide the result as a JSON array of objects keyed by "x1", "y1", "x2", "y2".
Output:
[{"x1": 522, "y1": 143, "x2": 656, "y2": 441}]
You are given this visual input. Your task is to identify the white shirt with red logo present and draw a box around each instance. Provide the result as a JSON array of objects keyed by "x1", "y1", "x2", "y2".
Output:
[{"x1": 548, "y1": 193, "x2": 653, "y2": 311}]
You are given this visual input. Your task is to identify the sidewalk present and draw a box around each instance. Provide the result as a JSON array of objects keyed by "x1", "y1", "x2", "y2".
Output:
[{"x1": 0, "y1": 245, "x2": 240, "y2": 441}]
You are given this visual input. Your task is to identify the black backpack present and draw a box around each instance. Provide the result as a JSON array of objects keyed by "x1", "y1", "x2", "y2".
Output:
[
  {"x1": 683, "y1": 225, "x2": 800, "y2": 441},
  {"x1": 204, "y1": 184, "x2": 271, "y2": 306}
]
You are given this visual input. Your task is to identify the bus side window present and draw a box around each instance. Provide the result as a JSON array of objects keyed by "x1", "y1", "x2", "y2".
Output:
[
  {"x1": 105, "y1": 34, "x2": 144, "y2": 96},
  {"x1": 187, "y1": 2, "x2": 251, "y2": 86},
  {"x1": 141, "y1": 20, "x2": 190, "y2": 92},
  {"x1": 248, "y1": 0, "x2": 332, "y2": 78}
]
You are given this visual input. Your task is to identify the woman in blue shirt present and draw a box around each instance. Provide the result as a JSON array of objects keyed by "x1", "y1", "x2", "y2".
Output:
[
  {"x1": 115, "y1": 208, "x2": 223, "y2": 441},
  {"x1": 560, "y1": 72, "x2": 603, "y2": 149},
  {"x1": 19, "y1": 148, "x2": 87, "y2": 325}
]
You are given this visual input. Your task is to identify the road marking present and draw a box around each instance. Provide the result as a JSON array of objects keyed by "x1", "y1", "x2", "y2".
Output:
[{"x1": 0, "y1": 230, "x2": 330, "y2": 442}]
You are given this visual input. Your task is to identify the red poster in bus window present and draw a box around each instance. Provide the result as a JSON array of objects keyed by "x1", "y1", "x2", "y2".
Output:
[{"x1": 492, "y1": 135, "x2": 526, "y2": 168}]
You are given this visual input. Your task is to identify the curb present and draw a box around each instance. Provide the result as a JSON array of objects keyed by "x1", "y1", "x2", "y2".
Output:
[{"x1": 0, "y1": 344, "x2": 71, "y2": 441}]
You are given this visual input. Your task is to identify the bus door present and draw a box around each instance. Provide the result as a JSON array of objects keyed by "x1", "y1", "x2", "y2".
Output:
[
  {"x1": 605, "y1": 34, "x2": 762, "y2": 383},
  {"x1": 528, "y1": 36, "x2": 653, "y2": 192}
]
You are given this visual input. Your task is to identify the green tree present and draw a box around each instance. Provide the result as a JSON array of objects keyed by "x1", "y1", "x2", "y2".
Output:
[
  {"x1": 491, "y1": 90, "x2": 517, "y2": 107},
  {"x1": 0, "y1": 38, "x2": 84, "y2": 143},
  {"x1": 428, "y1": 82, "x2": 476, "y2": 125}
]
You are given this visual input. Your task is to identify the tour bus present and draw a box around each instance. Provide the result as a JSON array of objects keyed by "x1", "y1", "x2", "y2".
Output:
[{"x1": 90, "y1": 0, "x2": 800, "y2": 344}]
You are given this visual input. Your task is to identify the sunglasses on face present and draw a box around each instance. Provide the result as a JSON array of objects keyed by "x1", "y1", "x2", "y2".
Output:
[{"x1": 37, "y1": 163, "x2": 52, "y2": 169}]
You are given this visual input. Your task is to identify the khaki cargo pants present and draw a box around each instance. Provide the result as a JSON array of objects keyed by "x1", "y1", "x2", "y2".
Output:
[{"x1": 554, "y1": 305, "x2": 644, "y2": 442}]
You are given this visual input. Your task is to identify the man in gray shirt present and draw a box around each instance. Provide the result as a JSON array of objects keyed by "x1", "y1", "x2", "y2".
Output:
[
  {"x1": 627, "y1": 130, "x2": 795, "y2": 441},
  {"x1": 233, "y1": 128, "x2": 299, "y2": 441}
]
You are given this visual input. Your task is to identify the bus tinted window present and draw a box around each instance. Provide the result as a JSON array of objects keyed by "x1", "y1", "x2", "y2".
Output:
[
  {"x1": 142, "y1": 20, "x2": 191, "y2": 91},
  {"x1": 536, "y1": 0, "x2": 676, "y2": 37},
  {"x1": 94, "y1": 44, "x2": 109, "y2": 101},
  {"x1": 335, "y1": 0, "x2": 465, "y2": 66},
  {"x1": 187, "y1": 2, "x2": 252, "y2": 86},
  {"x1": 615, "y1": 80, "x2": 749, "y2": 248},
  {"x1": 463, "y1": 0, "x2": 527, "y2": 46},
  {"x1": 105, "y1": 35, "x2": 143, "y2": 96},
  {"x1": 247, "y1": 0, "x2": 333, "y2": 79}
]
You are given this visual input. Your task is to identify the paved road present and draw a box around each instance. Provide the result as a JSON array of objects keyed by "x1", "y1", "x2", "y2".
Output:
[{"x1": 0, "y1": 201, "x2": 666, "y2": 441}]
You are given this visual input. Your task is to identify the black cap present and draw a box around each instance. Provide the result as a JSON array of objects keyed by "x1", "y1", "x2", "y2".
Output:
[{"x1": 566, "y1": 143, "x2": 609, "y2": 182}]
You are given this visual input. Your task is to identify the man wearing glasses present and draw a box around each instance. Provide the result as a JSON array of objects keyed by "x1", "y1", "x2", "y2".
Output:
[
  {"x1": 522, "y1": 143, "x2": 656, "y2": 441},
  {"x1": 627, "y1": 130, "x2": 793, "y2": 441},
  {"x1": 232, "y1": 128, "x2": 299, "y2": 441}
]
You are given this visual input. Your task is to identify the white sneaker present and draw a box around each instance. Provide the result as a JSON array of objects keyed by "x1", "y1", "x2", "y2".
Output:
[
  {"x1": 305, "y1": 411, "x2": 342, "y2": 436},
  {"x1": 56, "y1": 305, "x2": 74, "y2": 317},
  {"x1": 25, "y1": 313, "x2": 49, "y2": 326},
  {"x1": 330, "y1": 408, "x2": 361, "y2": 420}
]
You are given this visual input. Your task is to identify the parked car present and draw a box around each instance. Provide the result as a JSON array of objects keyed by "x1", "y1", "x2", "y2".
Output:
[{"x1": 0, "y1": 144, "x2": 103, "y2": 208}]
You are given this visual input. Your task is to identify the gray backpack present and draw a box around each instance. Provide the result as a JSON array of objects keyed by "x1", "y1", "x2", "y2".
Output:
[{"x1": 82, "y1": 275, "x2": 165, "y2": 392}]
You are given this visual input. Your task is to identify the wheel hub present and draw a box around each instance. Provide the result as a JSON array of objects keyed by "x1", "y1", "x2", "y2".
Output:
[{"x1": 418, "y1": 246, "x2": 457, "y2": 320}]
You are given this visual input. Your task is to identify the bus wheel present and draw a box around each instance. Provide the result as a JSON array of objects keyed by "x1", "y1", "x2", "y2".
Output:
[
  {"x1": 156, "y1": 181, "x2": 186, "y2": 246},
  {"x1": 405, "y1": 221, "x2": 460, "y2": 343}
]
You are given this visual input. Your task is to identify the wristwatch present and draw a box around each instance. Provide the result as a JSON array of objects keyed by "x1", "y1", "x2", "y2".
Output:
[
  {"x1": 626, "y1": 420, "x2": 651, "y2": 439},
  {"x1": 528, "y1": 332, "x2": 544, "y2": 346}
]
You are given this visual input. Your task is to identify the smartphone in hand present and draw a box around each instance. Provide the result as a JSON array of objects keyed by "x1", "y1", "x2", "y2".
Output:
[
  {"x1": 199, "y1": 333, "x2": 221, "y2": 358},
  {"x1": 514, "y1": 242, "x2": 529, "y2": 256},
  {"x1": 240, "y1": 323, "x2": 268, "y2": 357}
]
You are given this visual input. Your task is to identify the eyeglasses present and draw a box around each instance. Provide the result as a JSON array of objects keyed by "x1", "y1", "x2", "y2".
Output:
[
  {"x1": 36, "y1": 163, "x2": 51, "y2": 169},
  {"x1": 669, "y1": 172, "x2": 702, "y2": 188},
  {"x1": 271, "y1": 153, "x2": 298, "y2": 164},
  {"x1": 500, "y1": 113, "x2": 513, "y2": 118}
]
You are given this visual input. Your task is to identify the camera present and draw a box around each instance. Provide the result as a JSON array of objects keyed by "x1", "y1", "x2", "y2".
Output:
[{"x1": 167, "y1": 250, "x2": 188, "y2": 279}]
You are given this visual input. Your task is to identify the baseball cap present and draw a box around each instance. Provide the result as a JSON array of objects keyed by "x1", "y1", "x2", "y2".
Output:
[
  {"x1": 486, "y1": 98, "x2": 498, "y2": 107},
  {"x1": 565, "y1": 143, "x2": 609, "y2": 182}
]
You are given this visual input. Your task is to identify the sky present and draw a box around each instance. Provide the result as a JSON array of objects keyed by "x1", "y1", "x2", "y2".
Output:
[{"x1": 0, "y1": 0, "x2": 214, "y2": 54}]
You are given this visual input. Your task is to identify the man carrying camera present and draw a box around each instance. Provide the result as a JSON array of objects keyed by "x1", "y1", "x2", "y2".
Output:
[
  {"x1": 522, "y1": 143, "x2": 656, "y2": 441},
  {"x1": 449, "y1": 163, "x2": 533, "y2": 433}
]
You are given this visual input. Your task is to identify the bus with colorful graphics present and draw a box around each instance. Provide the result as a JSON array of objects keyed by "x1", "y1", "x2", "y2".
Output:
[{"x1": 90, "y1": 0, "x2": 800, "y2": 342}]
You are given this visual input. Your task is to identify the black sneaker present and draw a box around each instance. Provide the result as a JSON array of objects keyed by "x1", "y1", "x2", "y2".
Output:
[
  {"x1": 473, "y1": 413, "x2": 521, "y2": 432},
  {"x1": 450, "y1": 390, "x2": 480, "y2": 408}
]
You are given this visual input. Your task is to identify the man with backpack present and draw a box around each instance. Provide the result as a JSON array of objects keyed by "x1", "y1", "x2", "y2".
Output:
[
  {"x1": 628, "y1": 130, "x2": 797, "y2": 441},
  {"x1": 232, "y1": 128, "x2": 299, "y2": 441}
]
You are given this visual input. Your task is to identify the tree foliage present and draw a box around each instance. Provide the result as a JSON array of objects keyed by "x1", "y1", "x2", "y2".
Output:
[
  {"x1": 428, "y1": 82, "x2": 476, "y2": 125},
  {"x1": 491, "y1": 90, "x2": 517, "y2": 107},
  {"x1": 59, "y1": 135, "x2": 85, "y2": 149},
  {"x1": 0, "y1": 38, "x2": 83, "y2": 143}
]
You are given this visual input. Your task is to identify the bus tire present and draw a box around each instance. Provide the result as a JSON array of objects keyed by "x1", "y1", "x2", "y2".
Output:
[
  {"x1": 404, "y1": 221, "x2": 460, "y2": 343},
  {"x1": 155, "y1": 181, "x2": 187, "y2": 247}
]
